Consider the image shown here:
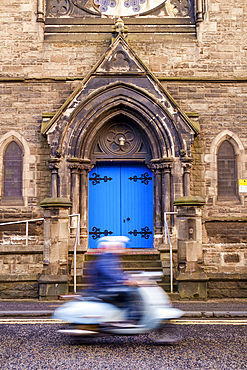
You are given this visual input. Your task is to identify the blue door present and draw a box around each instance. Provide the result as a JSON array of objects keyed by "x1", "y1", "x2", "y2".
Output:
[{"x1": 88, "y1": 162, "x2": 153, "y2": 249}]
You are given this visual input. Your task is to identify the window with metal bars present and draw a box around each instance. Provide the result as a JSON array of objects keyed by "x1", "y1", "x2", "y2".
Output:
[{"x1": 217, "y1": 140, "x2": 237, "y2": 199}]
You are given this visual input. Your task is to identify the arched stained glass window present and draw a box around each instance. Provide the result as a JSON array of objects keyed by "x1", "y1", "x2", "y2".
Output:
[
  {"x1": 3, "y1": 141, "x2": 23, "y2": 199},
  {"x1": 217, "y1": 141, "x2": 237, "y2": 199}
]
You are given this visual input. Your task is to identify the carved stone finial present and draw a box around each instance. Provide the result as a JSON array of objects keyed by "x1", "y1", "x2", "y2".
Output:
[
  {"x1": 112, "y1": 18, "x2": 128, "y2": 40},
  {"x1": 116, "y1": 18, "x2": 124, "y2": 33}
]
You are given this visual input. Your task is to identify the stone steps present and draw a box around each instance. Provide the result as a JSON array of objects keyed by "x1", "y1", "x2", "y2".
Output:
[{"x1": 68, "y1": 249, "x2": 177, "y2": 293}]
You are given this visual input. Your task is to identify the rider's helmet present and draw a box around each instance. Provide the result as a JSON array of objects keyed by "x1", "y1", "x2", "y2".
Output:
[{"x1": 97, "y1": 236, "x2": 129, "y2": 251}]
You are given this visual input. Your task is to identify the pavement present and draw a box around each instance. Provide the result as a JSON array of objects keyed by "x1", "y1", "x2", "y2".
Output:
[{"x1": 0, "y1": 297, "x2": 246, "y2": 318}]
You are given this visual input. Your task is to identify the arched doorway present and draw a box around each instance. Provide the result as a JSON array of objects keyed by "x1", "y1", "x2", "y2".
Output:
[{"x1": 44, "y1": 80, "x2": 196, "y2": 250}]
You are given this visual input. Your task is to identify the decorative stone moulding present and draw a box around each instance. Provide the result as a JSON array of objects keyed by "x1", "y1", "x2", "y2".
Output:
[{"x1": 45, "y1": 0, "x2": 194, "y2": 18}]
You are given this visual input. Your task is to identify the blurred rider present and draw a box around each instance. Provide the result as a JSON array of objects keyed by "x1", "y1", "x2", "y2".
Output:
[{"x1": 87, "y1": 236, "x2": 141, "y2": 323}]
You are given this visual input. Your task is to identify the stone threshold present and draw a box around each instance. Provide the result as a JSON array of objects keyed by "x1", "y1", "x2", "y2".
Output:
[{"x1": 86, "y1": 249, "x2": 160, "y2": 255}]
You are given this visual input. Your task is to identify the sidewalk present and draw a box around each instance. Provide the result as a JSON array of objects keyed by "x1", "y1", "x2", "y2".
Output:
[
  {"x1": 0, "y1": 298, "x2": 246, "y2": 318},
  {"x1": 172, "y1": 299, "x2": 247, "y2": 318}
]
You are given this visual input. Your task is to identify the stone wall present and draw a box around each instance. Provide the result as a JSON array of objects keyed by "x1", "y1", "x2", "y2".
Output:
[
  {"x1": 207, "y1": 274, "x2": 247, "y2": 299},
  {"x1": 0, "y1": 0, "x2": 247, "y2": 298},
  {"x1": 0, "y1": 245, "x2": 43, "y2": 274},
  {"x1": 0, "y1": 274, "x2": 40, "y2": 299},
  {"x1": 0, "y1": 1, "x2": 246, "y2": 78},
  {"x1": 203, "y1": 243, "x2": 247, "y2": 298},
  {"x1": 0, "y1": 80, "x2": 79, "y2": 216},
  {"x1": 0, "y1": 245, "x2": 43, "y2": 298},
  {"x1": 160, "y1": 80, "x2": 247, "y2": 232},
  {"x1": 203, "y1": 243, "x2": 247, "y2": 274},
  {"x1": 205, "y1": 220, "x2": 247, "y2": 244}
]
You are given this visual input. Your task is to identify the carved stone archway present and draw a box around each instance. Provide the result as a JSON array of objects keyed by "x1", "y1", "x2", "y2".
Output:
[
  {"x1": 66, "y1": 107, "x2": 175, "y2": 249},
  {"x1": 43, "y1": 36, "x2": 198, "y2": 248}
]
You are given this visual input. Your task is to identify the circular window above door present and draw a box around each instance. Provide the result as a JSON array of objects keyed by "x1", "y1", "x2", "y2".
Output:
[{"x1": 90, "y1": 119, "x2": 152, "y2": 163}]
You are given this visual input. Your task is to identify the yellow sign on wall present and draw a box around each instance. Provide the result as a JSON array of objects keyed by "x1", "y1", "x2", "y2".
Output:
[{"x1": 239, "y1": 179, "x2": 247, "y2": 192}]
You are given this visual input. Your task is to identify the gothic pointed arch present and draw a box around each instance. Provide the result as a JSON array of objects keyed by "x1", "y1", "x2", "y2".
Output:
[
  {"x1": 205, "y1": 130, "x2": 246, "y2": 204},
  {"x1": 47, "y1": 81, "x2": 195, "y2": 162}
]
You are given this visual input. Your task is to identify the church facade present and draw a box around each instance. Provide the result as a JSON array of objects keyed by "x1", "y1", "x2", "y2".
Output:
[{"x1": 0, "y1": 0, "x2": 247, "y2": 299}]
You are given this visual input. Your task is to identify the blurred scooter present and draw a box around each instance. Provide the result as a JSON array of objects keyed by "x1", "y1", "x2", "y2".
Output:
[{"x1": 53, "y1": 271, "x2": 184, "y2": 345}]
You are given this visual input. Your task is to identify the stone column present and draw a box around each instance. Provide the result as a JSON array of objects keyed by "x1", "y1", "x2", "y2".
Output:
[
  {"x1": 195, "y1": 0, "x2": 203, "y2": 23},
  {"x1": 80, "y1": 161, "x2": 93, "y2": 249},
  {"x1": 68, "y1": 160, "x2": 81, "y2": 237},
  {"x1": 162, "y1": 160, "x2": 173, "y2": 214},
  {"x1": 181, "y1": 157, "x2": 193, "y2": 197},
  {"x1": 37, "y1": 0, "x2": 45, "y2": 22},
  {"x1": 38, "y1": 198, "x2": 72, "y2": 300},
  {"x1": 195, "y1": 0, "x2": 204, "y2": 43},
  {"x1": 149, "y1": 161, "x2": 162, "y2": 248},
  {"x1": 174, "y1": 196, "x2": 208, "y2": 300},
  {"x1": 48, "y1": 159, "x2": 60, "y2": 198}
]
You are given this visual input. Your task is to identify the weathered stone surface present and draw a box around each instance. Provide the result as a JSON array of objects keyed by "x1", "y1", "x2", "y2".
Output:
[
  {"x1": 0, "y1": 0, "x2": 247, "y2": 299},
  {"x1": 0, "y1": 274, "x2": 39, "y2": 299},
  {"x1": 205, "y1": 221, "x2": 247, "y2": 244},
  {"x1": 177, "y1": 271, "x2": 208, "y2": 300}
]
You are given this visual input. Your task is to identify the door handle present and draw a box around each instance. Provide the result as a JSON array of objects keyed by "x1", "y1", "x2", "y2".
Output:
[{"x1": 127, "y1": 217, "x2": 130, "y2": 221}]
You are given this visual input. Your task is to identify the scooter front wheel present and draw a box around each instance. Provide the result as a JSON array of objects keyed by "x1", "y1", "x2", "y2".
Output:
[{"x1": 151, "y1": 322, "x2": 181, "y2": 345}]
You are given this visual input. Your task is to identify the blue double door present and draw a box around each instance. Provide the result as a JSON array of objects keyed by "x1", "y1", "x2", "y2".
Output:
[{"x1": 88, "y1": 162, "x2": 153, "y2": 249}]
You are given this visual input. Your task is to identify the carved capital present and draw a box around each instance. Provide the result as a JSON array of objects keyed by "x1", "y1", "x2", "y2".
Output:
[
  {"x1": 81, "y1": 163, "x2": 94, "y2": 173},
  {"x1": 67, "y1": 158, "x2": 93, "y2": 173},
  {"x1": 162, "y1": 162, "x2": 173, "y2": 174},
  {"x1": 69, "y1": 163, "x2": 81, "y2": 173},
  {"x1": 181, "y1": 157, "x2": 193, "y2": 174},
  {"x1": 148, "y1": 161, "x2": 173, "y2": 173},
  {"x1": 48, "y1": 163, "x2": 59, "y2": 172},
  {"x1": 182, "y1": 162, "x2": 192, "y2": 168}
]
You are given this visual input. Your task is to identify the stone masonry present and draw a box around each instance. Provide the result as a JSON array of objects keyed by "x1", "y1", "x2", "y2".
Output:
[{"x1": 0, "y1": 0, "x2": 246, "y2": 298}]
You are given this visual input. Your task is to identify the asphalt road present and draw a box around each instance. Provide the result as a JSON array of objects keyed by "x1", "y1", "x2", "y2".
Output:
[{"x1": 0, "y1": 320, "x2": 246, "y2": 369}]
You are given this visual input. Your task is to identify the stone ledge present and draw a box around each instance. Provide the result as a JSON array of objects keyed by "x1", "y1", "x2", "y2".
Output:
[
  {"x1": 0, "y1": 245, "x2": 43, "y2": 254},
  {"x1": 177, "y1": 271, "x2": 209, "y2": 282},
  {"x1": 40, "y1": 197, "x2": 72, "y2": 208},
  {"x1": 38, "y1": 275, "x2": 69, "y2": 284},
  {"x1": 45, "y1": 17, "x2": 194, "y2": 26},
  {"x1": 207, "y1": 273, "x2": 247, "y2": 280},
  {"x1": 0, "y1": 274, "x2": 39, "y2": 282},
  {"x1": 0, "y1": 77, "x2": 247, "y2": 83},
  {"x1": 203, "y1": 243, "x2": 247, "y2": 249},
  {"x1": 68, "y1": 246, "x2": 87, "y2": 253},
  {"x1": 174, "y1": 196, "x2": 205, "y2": 207},
  {"x1": 205, "y1": 217, "x2": 247, "y2": 222}
]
